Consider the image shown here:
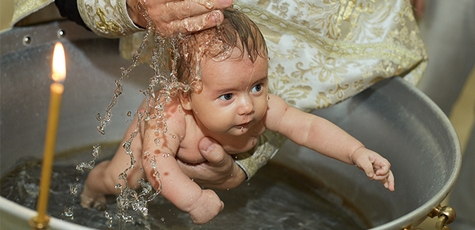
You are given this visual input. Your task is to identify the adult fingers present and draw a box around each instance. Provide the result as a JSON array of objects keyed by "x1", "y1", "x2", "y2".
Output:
[
  {"x1": 148, "y1": 9, "x2": 224, "y2": 36},
  {"x1": 198, "y1": 137, "x2": 229, "y2": 167},
  {"x1": 165, "y1": 0, "x2": 232, "y2": 21},
  {"x1": 145, "y1": 0, "x2": 229, "y2": 23}
]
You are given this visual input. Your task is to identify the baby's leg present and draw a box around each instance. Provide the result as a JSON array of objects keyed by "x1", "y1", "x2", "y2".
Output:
[
  {"x1": 81, "y1": 112, "x2": 145, "y2": 209},
  {"x1": 80, "y1": 161, "x2": 110, "y2": 209}
]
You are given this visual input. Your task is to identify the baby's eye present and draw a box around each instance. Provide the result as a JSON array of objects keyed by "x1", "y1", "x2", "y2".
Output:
[
  {"x1": 219, "y1": 93, "x2": 233, "y2": 101},
  {"x1": 251, "y1": 83, "x2": 262, "y2": 93}
]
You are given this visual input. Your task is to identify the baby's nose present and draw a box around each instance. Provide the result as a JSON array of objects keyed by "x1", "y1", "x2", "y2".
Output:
[{"x1": 238, "y1": 95, "x2": 254, "y2": 115}]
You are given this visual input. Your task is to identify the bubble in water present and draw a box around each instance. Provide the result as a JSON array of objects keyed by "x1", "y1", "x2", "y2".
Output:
[
  {"x1": 127, "y1": 111, "x2": 132, "y2": 117},
  {"x1": 104, "y1": 210, "x2": 114, "y2": 228},
  {"x1": 69, "y1": 183, "x2": 78, "y2": 196},
  {"x1": 63, "y1": 207, "x2": 74, "y2": 220}
]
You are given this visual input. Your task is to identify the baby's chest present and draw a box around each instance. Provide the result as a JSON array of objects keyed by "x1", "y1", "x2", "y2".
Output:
[{"x1": 219, "y1": 135, "x2": 260, "y2": 154}]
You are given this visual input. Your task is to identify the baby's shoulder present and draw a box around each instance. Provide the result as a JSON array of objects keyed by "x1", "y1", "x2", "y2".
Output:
[{"x1": 162, "y1": 98, "x2": 187, "y2": 134}]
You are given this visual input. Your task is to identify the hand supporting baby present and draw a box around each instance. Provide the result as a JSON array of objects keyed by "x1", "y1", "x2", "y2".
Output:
[
  {"x1": 179, "y1": 137, "x2": 246, "y2": 190},
  {"x1": 350, "y1": 147, "x2": 395, "y2": 191}
]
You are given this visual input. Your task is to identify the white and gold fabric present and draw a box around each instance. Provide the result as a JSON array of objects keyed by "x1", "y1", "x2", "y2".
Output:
[{"x1": 11, "y1": 0, "x2": 54, "y2": 25}]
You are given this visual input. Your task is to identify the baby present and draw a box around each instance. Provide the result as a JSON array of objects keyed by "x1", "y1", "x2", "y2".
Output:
[{"x1": 81, "y1": 8, "x2": 394, "y2": 224}]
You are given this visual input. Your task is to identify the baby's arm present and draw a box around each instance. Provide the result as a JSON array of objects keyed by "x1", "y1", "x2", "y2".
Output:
[
  {"x1": 141, "y1": 108, "x2": 224, "y2": 224},
  {"x1": 265, "y1": 94, "x2": 394, "y2": 191}
]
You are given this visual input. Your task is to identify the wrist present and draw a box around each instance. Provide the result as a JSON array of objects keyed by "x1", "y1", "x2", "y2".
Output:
[
  {"x1": 348, "y1": 146, "x2": 366, "y2": 165},
  {"x1": 125, "y1": 0, "x2": 147, "y2": 28},
  {"x1": 232, "y1": 162, "x2": 248, "y2": 183},
  {"x1": 235, "y1": 159, "x2": 252, "y2": 181},
  {"x1": 77, "y1": 0, "x2": 144, "y2": 38}
]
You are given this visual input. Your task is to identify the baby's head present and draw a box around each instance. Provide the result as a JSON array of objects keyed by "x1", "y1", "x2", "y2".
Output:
[{"x1": 176, "y1": 8, "x2": 268, "y2": 94}]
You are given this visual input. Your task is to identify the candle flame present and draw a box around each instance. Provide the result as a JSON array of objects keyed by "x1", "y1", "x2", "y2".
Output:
[{"x1": 52, "y1": 42, "x2": 66, "y2": 82}]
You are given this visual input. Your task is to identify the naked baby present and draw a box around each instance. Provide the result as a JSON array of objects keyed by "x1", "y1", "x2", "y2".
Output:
[{"x1": 81, "y1": 8, "x2": 395, "y2": 224}]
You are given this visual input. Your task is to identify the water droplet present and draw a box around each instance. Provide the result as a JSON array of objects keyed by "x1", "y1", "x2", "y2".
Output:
[
  {"x1": 63, "y1": 207, "x2": 74, "y2": 219},
  {"x1": 204, "y1": 1, "x2": 214, "y2": 9},
  {"x1": 69, "y1": 184, "x2": 78, "y2": 196}
]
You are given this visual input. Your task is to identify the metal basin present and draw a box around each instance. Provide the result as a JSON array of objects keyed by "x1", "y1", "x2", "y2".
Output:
[{"x1": 0, "y1": 21, "x2": 461, "y2": 229}]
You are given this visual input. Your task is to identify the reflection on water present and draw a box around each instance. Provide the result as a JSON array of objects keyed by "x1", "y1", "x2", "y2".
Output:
[{"x1": 0, "y1": 144, "x2": 369, "y2": 229}]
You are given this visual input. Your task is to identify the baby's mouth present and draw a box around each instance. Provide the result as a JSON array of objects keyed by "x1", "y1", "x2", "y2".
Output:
[
  {"x1": 237, "y1": 120, "x2": 251, "y2": 128},
  {"x1": 234, "y1": 120, "x2": 252, "y2": 133}
]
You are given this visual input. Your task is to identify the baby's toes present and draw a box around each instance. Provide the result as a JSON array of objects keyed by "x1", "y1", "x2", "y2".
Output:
[
  {"x1": 93, "y1": 197, "x2": 107, "y2": 211},
  {"x1": 80, "y1": 194, "x2": 94, "y2": 209}
]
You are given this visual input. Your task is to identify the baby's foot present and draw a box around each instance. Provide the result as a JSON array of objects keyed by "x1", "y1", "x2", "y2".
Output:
[{"x1": 80, "y1": 192, "x2": 107, "y2": 210}]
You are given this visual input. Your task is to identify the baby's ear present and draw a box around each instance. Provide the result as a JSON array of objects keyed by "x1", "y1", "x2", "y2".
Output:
[{"x1": 179, "y1": 92, "x2": 192, "y2": 111}]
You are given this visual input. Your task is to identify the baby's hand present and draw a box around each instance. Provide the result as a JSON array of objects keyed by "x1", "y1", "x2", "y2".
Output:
[
  {"x1": 187, "y1": 189, "x2": 224, "y2": 224},
  {"x1": 80, "y1": 184, "x2": 107, "y2": 210},
  {"x1": 351, "y1": 148, "x2": 395, "y2": 191}
]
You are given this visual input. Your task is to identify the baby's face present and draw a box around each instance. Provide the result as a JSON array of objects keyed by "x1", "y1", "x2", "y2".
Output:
[{"x1": 187, "y1": 47, "x2": 269, "y2": 136}]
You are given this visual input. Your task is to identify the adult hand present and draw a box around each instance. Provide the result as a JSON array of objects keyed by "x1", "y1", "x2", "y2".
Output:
[
  {"x1": 410, "y1": 0, "x2": 425, "y2": 18},
  {"x1": 126, "y1": 0, "x2": 233, "y2": 36},
  {"x1": 178, "y1": 137, "x2": 246, "y2": 189}
]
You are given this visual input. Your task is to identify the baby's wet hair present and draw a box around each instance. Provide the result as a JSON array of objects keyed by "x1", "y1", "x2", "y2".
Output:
[{"x1": 175, "y1": 8, "x2": 267, "y2": 93}]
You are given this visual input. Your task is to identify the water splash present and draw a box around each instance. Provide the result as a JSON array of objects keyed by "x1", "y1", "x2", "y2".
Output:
[
  {"x1": 76, "y1": 144, "x2": 101, "y2": 173},
  {"x1": 78, "y1": 1, "x2": 198, "y2": 227}
]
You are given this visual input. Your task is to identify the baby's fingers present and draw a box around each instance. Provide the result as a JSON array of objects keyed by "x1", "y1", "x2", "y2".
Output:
[
  {"x1": 371, "y1": 164, "x2": 391, "y2": 180},
  {"x1": 381, "y1": 170, "x2": 395, "y2": 191},
  {"x1": 355, "y1": 159, "x2": 376, "y2": 178},
  {"x1": 371, "y1": 162, "x2": 395, "y2": 191}
]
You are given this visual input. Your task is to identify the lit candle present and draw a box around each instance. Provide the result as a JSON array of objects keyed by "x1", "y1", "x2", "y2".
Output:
[{"x1": 30, "y1": 42, "x2": 66, "y2": 229}]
